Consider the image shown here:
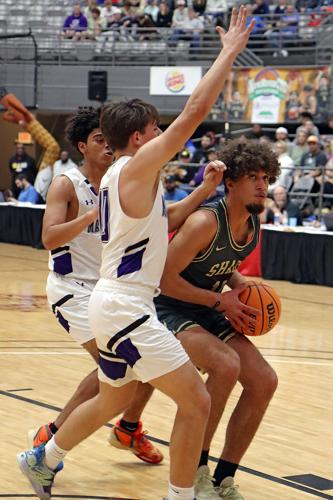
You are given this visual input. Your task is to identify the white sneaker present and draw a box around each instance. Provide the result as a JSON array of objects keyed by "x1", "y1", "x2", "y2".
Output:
[
  {"x1": 195, "y1": 465, "x2": 221, "y2": 499},
  {"x1": 217, "y1": 476, "x2": 244, "y2": 499}
]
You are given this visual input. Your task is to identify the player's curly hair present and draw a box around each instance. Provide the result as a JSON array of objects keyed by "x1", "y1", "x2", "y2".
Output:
[
  {"x1": 65, "y1": 106, "x2": 101, "y2": 150},
  {"x1": 219, "y1": 139, "x2": 280, "y2": 192}
]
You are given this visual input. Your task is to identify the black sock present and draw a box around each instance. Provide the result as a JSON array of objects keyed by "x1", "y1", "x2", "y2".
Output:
[
  {"x1": 119, "y1": 419, "x2": 139, "y2": 433},
  {"x1": 214, "y1": 459, "x2": 239, "y2": 485},
  {"x1": 49, "y1": 422, "x2": 58, "y2": 434},
  {"x1": 198, "y1": 449, "x2": 210, "y2": 467}
]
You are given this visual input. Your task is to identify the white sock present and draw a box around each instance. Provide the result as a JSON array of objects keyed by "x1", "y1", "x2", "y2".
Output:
[
  {"x1": 44, "y1": 436, "x2": 68, "y2": 470},
  {"x1": 168, "y1": 483, "x2": 195, "y2": 500}
]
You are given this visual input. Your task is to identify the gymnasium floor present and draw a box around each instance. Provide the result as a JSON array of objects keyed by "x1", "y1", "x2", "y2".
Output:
[{"x1": 0, "y1": 243, "x2": 332, "y2": 500}]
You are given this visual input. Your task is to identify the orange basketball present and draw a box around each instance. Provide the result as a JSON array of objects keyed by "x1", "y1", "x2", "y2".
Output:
[{"x1": 239, "y1": 283, "x2": 281, "y2": 336}]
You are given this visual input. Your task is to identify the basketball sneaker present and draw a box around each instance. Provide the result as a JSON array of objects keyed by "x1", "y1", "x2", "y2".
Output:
[
  {"x1": 28, "y1": 423, "x2": 53, "y2": 448},
  {"x1": 108, "y1": 420, "x2": 163, "y2": 464},
  {"x1": 194, "y1": 465, "x2": 221, "y2": 499},
  {"x1": 17, "y1": 445, "x2": 63, "y2": 500},
  {"x1": 217, "y1": 476, "x2": 244, "y2": 499}
]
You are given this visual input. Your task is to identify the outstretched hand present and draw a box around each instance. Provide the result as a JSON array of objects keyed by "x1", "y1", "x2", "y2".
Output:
[
  {"x1": 202, "y1": 160, "x2": 226, "y2": 189},
  {"x1": 216, "y1": 6, "x2": 255, "y2": 55}
]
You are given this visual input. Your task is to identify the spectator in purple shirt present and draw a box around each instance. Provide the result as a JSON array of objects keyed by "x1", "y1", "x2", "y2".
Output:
[{"x1": 63, "y1": 3, "x2": 88, "y2": 40}]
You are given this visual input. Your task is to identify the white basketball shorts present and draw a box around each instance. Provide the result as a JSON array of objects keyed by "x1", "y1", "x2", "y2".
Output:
[
  {"x1": 88, "y1": 279, "x2": 189, "y2": 387},
  {"x1": 46, "y1": 272, "x2": 96, "y2": 345}
]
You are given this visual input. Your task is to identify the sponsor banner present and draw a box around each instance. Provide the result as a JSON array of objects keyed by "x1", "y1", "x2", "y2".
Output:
[
  {"x1": 149, "y1": 67, "x2": 202, "y2": 96},
  {"x1": 220, "y1": 66, "x2": 331, "y2": 123}
]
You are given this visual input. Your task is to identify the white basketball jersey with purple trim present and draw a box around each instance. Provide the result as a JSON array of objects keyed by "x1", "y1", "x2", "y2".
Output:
[
  {"x1": 48, "y1": 168, "x2": 101, "y2": 281},
  {"x1": 99, "y1": 155, "x2": 168, "y2": 291}
]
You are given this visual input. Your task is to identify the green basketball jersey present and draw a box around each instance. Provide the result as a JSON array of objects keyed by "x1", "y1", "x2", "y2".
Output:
[{"x1": 179, "y1": 197, "x2": 260, "y2": 295}]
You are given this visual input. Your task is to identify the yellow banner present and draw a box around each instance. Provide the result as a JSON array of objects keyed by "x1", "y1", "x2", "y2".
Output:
[{"x1": 222, "y1": 66, "x2": 331, "y2": 123}]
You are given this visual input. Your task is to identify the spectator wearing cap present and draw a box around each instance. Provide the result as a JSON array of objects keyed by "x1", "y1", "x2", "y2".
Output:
[
  {"x1": 176, "y1": 148, "x2": 196, "y2": 183},
  {"x1": 275, "y1": 126, "x2": 292, "y2": 153},
  {"x1": 171, "y1": 0, "x2": 188, "y2": 29},
  {"x1": 300, "y1": 135, "x2": 328, "y2": 177},
  {"x1": 163, "y1": 174, "x2": 188, "y2": 203}
]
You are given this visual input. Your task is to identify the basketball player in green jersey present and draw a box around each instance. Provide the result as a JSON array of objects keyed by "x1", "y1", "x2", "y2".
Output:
[{"x1": 155, "y1": 139, "x2": 281, "y2": 499}]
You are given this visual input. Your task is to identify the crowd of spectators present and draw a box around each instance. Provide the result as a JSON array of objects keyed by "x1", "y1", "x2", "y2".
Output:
[
  {"x1": 160, "y1": 111, "x2": 333, "y2": 226},
  {"x1": 56, "y1": 0, "x2": 333, "y2": 52}
]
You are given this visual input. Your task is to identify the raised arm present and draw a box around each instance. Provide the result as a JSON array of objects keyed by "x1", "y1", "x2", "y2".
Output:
[
  {"x1": 124, "y1": 7, "x2": 254, "y2": 184},
  {"x1": 42, "y1": 176, "x2": 97, "y2": 250}
]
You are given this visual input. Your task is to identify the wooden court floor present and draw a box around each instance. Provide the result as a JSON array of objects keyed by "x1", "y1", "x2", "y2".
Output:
[{"x1": 0, "y1": 243, "x2": 332, "y2": 500}]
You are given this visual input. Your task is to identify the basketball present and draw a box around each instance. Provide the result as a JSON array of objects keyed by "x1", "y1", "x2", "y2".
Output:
[{"x1": 239, "y1": 283, "x2": 281, "y2": 336}]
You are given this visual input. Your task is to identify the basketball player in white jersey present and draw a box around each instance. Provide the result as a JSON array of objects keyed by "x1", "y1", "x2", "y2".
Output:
[
  {"x1": 17, "y1": 9, "x2": 255, "y2": 500},
  {"x1": 28, "y1": 107, "x2": 164, "y2": 465}
]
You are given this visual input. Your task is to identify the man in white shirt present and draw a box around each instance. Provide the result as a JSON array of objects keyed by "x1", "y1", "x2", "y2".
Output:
[{"x1": 53, "y1": 150, "x2": 78, "y2": 178}]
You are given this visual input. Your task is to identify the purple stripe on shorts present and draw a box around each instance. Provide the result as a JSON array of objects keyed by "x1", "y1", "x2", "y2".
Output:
[
  {"x1": 55, "y1": 311, "x2": 70, "y2": 333},
  {"x1": 99, "y1": 356, "x2": 127, "y2": 380},
  {"x1": 53, "y1": 253, "x2": 73, "y2": 275},
  {"x1": 115, "y1": 338, "x2": 142, "y2": 368}
]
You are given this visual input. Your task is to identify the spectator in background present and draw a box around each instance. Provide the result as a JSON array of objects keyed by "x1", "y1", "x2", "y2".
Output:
[
  {"x1": 275, "y1": 126, "x2": 292, "y2": 152},
  {"x1": 252, "y1": 0, "x2": 270, "y2": 15},
  {"x1": 265, "y1": 185, "x2": 303, "y2": 225},
  {"x1": 189, "y1": 147, "x2": 220, "y2": 187},
  {"x1": 300, "y1": 135, "x2": 328, "y2": 176},
  {"x1": 227, "y1": 90, "x2": 246, "y2": 120},
  {"x1": 63, "y1": 3, "x2": 88, "y2": 39},
  {"x1": 8, "y1": 143, "x2": 37, "y2": 198},
  {"x1": 144, "y1": 0, "x2": 160, "y2": 23},
  {"x1": 296, "y1": 111, "x2": 320, "y2": 137},
  {"x1": 246, "y1": 123, "x2": 263, "y2": 140},
  {"x1": 87, "y1": 7, "x2": 103, "y2": 38},
  {"x1": 156, "y1": 1, "x2": 173, "y2": 27},
  {"x1": 163, "y1": 174, "x2": 188, "y2": 203},
  {"x1": 191, "y1": 132, "x2": 213, "y2": 164},
  {"x1": 170, "y1": 7, "x2": 204, "y2": 53},
  {"x1": 53, "y1": 151, "x2": 78, "y2": 178},
  {"x1": 274, "y1": 0, "x2": 288, "y2": 16},
  {"x1": 269, "y1": 140, "x2": 295, "y2": 192},
  {"x1": 171, "y1": 0, "x2": 188, "y2": 29},
  {"x1": 299, "y1": 84, "x2": 317, "y2": 116},
  {"x1": 290, "y1": 129, "x2": 309, "y2": 166},
  {"x1": 285, "y1": 90, "x2": 301, "y2": 122},
  {"x1": 8, "y1": 173, "x2": 40, "y2": 204},
  {"x1": 101, "y1": 0, "x2": 119, "y2": 24},
  {"x1": 270, "y1": 4, "x2": 300, "y2": 57},
  {"x1": 205, "y1": 0, "x2": 228, "y2": 25},
  {"x1": 314, "y1": 71, "x2": 330, "y2": 122}
]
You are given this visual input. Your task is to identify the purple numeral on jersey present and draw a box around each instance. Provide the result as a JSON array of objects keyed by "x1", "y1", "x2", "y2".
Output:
[{"x1": 99, "y1": 187, "x2": 110, "y2": 243}]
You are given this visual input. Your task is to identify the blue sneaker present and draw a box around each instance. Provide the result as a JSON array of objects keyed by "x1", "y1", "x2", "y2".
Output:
[{"x1": 17, "y1": 445, "x2": 62, "y2": 500}]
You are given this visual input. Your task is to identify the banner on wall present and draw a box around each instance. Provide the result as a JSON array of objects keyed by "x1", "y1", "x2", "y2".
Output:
[
  {"x1": 150, "y1": 67, "x2": 202, "y2": 96},
  {"x1": 220, "y1": 66, "x2": 331, "y2": 123}
]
